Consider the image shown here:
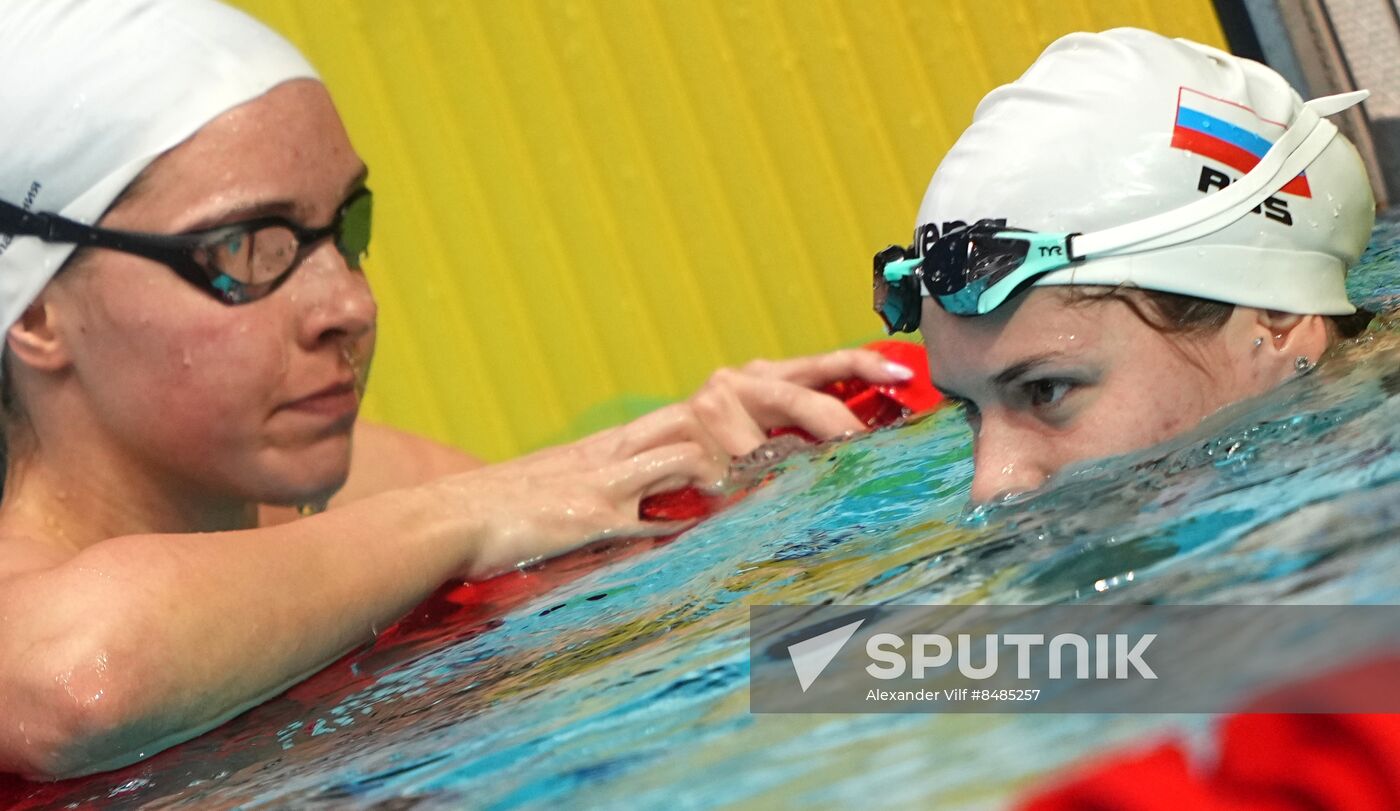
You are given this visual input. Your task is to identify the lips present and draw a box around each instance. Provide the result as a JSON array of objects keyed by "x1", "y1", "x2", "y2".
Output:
[{"x1": 281, "y1": 380, "x2": 359, "y2": 420}]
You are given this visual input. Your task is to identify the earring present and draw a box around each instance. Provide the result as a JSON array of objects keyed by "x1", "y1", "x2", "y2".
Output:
[
  {"x1": 1252, "y1": 337, "x2": 1264, "y2": 348},
  {"x1": 1295, "y1": 356, "x2": 1314, "y2": 373}
]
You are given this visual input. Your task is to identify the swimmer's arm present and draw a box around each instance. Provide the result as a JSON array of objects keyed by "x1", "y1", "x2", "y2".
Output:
[
  {"x1": 0, "y1": 485, "x2": 471, "y2": 779},
  {"x1": 280, "y1": 347, "x2": 910, "y2": 518},
  {"x1": 0, "y1": 415, "x2": 716, "y2": 779}
]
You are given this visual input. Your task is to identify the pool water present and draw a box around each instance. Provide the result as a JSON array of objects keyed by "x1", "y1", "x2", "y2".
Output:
[{"x1": 8, "y1": 214, "x2": 1400, "y2": 810}]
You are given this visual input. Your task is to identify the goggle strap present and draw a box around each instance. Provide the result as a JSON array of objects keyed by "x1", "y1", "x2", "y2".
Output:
[
  {"x1": 971, "y1": 231, "x2": 1075, "y2": 314},
  {"x1": 1072, "y1": 89, "x2": 1366, "y2": 260}
]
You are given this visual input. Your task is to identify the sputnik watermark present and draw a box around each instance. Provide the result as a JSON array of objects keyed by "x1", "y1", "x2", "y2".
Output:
[
  {"x1": 751, "y1": 605, "x2": 1400, "y2": 714},
  {"x1": 788, "y1": 619, "x2": 864, "y2": 692},
  {"x1": 789, "y1": 628, "x2": 1155, "y2": 695},
  {"x1": 864, "y1": 632, "x2": 1156, "y2": 680}
]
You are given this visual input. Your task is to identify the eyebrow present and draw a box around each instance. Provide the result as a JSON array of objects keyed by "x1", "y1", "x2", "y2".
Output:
[
  {"x1": 991, "y1": 352, "x2": 1070, "y2": 387},
  {"x1": 931, "y1": 351, "x2": 1072, "y2": 401},
  {"x1": 185, "y1": 165, "x2": 370, "y2": 231}
]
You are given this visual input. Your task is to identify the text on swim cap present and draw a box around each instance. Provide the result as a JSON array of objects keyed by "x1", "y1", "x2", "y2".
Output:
[
  {"x1": 1197, "y1": 167, "x2": 1293, "y2": 226},
  {"x1": 0, "y1": 181, "x2": 43, "y2": 258}
]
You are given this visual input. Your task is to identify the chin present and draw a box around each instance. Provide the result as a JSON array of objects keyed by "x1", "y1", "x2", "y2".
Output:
[{"x1": 249, "y1": 440, "x2": 355, "y2": 506}]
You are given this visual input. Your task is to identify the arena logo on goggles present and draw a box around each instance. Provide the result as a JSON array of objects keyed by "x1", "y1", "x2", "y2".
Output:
[{"x1": 915, "y1": 218, "x2": 1007, "y2": 259}]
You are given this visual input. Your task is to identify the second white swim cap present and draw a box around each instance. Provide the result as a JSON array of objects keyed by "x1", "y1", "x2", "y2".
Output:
[
  {"x1": 0, "y1": 0, "x2": 318, "y2": 334},
  {"x1": 916, "y1": 28, "x2": 1376, "y2": 315}
]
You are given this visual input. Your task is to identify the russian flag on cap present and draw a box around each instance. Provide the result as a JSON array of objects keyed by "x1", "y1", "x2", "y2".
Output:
[{"x1": 1171, "y1": 87, "x2": 1312, "y2": 198}]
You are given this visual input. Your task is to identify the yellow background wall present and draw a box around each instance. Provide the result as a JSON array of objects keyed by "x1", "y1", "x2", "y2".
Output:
[{"x1": 227, "y1": 0, "x2": 1225, "y2": 461}]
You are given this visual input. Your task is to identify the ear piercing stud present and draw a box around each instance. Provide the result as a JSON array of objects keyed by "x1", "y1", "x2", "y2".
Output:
[
  {"x1": 1253, "y1": 337, "x2": 1264, "y2": 348},
  {"x1": 1295, "y1": 356, "x2": 1314, "y2": 373}
]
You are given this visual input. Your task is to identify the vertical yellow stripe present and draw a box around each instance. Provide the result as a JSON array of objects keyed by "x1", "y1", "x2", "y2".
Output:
[{"x1": 223, "y1": 0, "x2": 1226, "y2": 460}]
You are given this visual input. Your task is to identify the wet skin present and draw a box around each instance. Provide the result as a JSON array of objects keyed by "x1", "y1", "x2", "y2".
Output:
[
  {"x1": 920, "y1": 288, "x2": 1332, "y2": 503},
  {"x1": 0, "y1": 76, "x2": 915, "y2": 780},
  {"x1": 11, "y1": 80, "x2": 375, "y2": 537}
]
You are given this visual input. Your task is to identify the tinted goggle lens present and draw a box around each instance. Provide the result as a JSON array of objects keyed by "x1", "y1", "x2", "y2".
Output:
[
  {"x1": 870, "y1": 226, "x2": 1046, "y2": 326},
  {"x1": 965, "y1": 230, "x2": 1030, "y2": 285},
  {"x1": 873, "y1": 244, "x2": 920, "y2": 333},
  {"x1": 921, "y1": 230, "x2": 971, "y2": 296},
  {"x1": 193, "y1": 189, "x2": 373, "y2": 303},
  {"x1": 336, "y1": 190, "x2": 373, "y2": 270}
]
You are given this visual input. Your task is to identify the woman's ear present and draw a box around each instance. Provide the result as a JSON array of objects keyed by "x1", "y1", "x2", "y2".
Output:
[
  {"x1": 6, "y1": 296, "x2": 72, "y2": 373},
  {"x1": 1249, "y1": 310, "x2": 1330, "y2": 384}
]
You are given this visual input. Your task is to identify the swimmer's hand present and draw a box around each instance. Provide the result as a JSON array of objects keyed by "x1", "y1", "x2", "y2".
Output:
[
  {"x1": 442, "y1": 405, "x2": 731, "y2": 580},
  {"x1": 680, "y1": 348, "x2": 915, "y2": 456}
]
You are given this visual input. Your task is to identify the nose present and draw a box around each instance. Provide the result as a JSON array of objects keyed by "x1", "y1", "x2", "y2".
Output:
[
  {"x1": 968, "y1": 416, "x2": 1054, "y2": 503},
  {"x1": 289, "y1": 242, "x2": 377, "y2": 350}
]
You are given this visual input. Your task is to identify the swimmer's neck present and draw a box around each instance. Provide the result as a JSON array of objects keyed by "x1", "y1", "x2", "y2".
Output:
[{"x1": 0, "y1": 443, "x2": 258, "y2": 554}]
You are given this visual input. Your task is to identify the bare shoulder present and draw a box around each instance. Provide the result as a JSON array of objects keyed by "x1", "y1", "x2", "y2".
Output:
[
  {"x1": 259, "y1": 421, "x2": 484, "y2": 524},
  {"x1": 0, "y1": 533, "x2": 73, "y2": 583},
  {"x1": 354, "y1": 421, "x2": 483, "y2": 472}
]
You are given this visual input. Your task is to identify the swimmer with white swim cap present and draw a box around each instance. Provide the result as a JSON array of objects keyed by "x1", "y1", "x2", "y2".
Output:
[
  {"x1": 0, "y1": 0, "x2": 912, "y2": 778},
  {"x1": 874, "y1": 28, "x2": 1378, "y2": 502}
]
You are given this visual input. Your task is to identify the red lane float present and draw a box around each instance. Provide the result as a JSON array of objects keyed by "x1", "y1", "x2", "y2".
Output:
[
  {"x1": 438, "y1": 341, "x2": 938, "y2": 611},
  {"x1": 639, "y1": 340, "x2": 939, "y2": 521},
  {"x1": 1018, "y1": 654, "x2": 1400, "y2": 811},
  {"x1": 0, "y1": 341, "x2": 942, "y2": 802},
  {"x1": 321, "y1": 340, "x2": 939, "y2": 687}
]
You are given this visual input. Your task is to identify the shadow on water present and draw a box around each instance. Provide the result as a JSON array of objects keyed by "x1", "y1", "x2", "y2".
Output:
[{"x1": 7, "y1": 213, "x2": 1400, "y2": 810}]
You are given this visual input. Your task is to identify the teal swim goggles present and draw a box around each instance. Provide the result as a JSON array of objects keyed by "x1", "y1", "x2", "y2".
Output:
[
  {"x1": 872, "y1": 88, "x2": 1369, "y2": 333},
  {"x1": 874, "y1": 225, "x2": 1081, "y2": 329}
]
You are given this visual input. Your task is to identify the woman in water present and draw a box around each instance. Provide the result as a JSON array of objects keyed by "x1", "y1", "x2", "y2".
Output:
[
  {"x1": 873, "y1": 28, "x2": 1377, "y2": 503},
  {"x1": 0, "y1": 0, "x2": 912, "y2": 778}
]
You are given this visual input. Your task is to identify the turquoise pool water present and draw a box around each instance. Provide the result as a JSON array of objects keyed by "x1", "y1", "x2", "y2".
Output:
[{"x1": 8, "y1": 214, "x2": 1400, "y2": 810}]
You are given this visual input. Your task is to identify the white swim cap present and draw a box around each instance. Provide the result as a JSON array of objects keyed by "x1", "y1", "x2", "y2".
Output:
[
  {"x1": 916, "y1": 27, "x2": 1376, "y2": 316},
  {"x1": 0, "y1": 0, "x2": 318, "y2": 334}
]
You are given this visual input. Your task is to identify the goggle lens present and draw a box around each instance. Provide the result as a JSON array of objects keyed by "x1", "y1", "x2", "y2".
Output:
[
  {"x1": 190, "y1": 188, "x2": 373, "y2": 304},
  {"x1": 336, "y1": 190, "x2": 373, "y2": 271},
  {"x1": 872, "y1": 245, "x2": 921, "y2": 334},
  {"x1": 965, "y1": 231, "x2": 1030, "y2": 284},
  {"x1": 871, "y1": 226, "x2": 1074, "y2": 327}
]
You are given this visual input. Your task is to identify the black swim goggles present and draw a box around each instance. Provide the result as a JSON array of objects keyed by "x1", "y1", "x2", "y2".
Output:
[
  {"x1": 0, "y1": 188, "x2": 373, "y2": 305},
  {"x1": 873, "y1": 224, "x2": 1081, "y2": 331}
]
